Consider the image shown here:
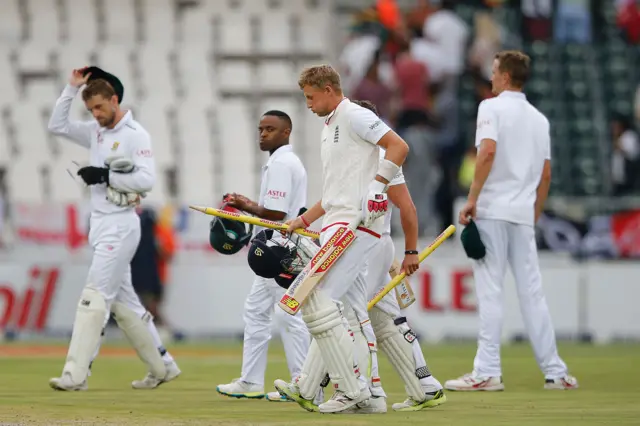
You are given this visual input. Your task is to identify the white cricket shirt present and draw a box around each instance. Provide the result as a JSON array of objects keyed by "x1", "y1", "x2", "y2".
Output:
[
  {"x1": 475, "y1": 90, "x2": 551, "y2": 226},
  {"x1": 48, "y1": 84, "x2": 156, "y2": 216},
  {"x1": 380, "y1": 148, "x2": 406, "y2": 236},
  {"x1": 320, "y1": 98, "x2": 392, "y2": 236},
  {"x1": 254, "y1": 144, "x2": 307, "y2": 236}
]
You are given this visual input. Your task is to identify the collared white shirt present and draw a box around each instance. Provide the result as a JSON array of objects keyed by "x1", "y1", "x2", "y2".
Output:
[
  {"x1": 320, "y1": 98, "x2": 392, "y2": 236},
  {"x1": 254, "y1": 144, "x2": 307, "y2": 235},
  {"x1": 48, "y1": 84, "x2": 155, "y2": 216},
  {"x1": 475, "y1": 90, "x2": 551, "y2": 226}
]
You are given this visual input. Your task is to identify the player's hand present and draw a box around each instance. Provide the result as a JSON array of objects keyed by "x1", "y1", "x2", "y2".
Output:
[
  {"x1": 459, "y1": 200, "x2": 477, "y2": 226},
  {"x1": 225, "y1": 193, "x2": 250, "y2": 210},
  {"x1": 401, "y1": 253, "x2": 419, "y2": 276},
  {"x1": 284, "y1": 216, "x2": 306, "y2": 236},
  {"x1": 70, "y1": 68, "x2": 90, "y2": 87}
]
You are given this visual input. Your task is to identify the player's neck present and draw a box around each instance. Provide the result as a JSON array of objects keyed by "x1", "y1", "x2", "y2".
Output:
[
  {"x1": 497, "y1": 86, "x2": 523, "y2": 95},
  {"x1": 269, "y1": 142, "x2": 288, "y2": 156},
  {"x1": 106, "y1": 109, "x2": 127, "y2": 129},
  {"x1": 327, "y1": 95, "x2": 346, "y2": 113}
]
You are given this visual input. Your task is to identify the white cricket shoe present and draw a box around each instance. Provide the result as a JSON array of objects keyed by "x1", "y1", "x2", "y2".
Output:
[
  {"x1": 444, "y1": 372, "x2": 505, "y2": 391},
  {"x1": 266, "y1": 391, "x2": 292, "y2": 402},
  {"x1": 49, "y1": 373, "x2": 88, "y2": 391},
  {"x1": 319, "y1": 386, "x2": 372, "y2": 414},
  {"x1": 274, "y1": 379, "x2": 319, "y2": 412},
  {"x1": 132, "y1": 361, "x2": 181, "y2": 389},
  {"x1": 392, "y1": 389, "x2": 447, "y2": 411},
  {"x1": 344, "y1": 396, "x2": 387, "y2": 414},
  {"x1": 544, "y1": 375, "x2": 578, "y2": 390},
  {"x1": 217, "y1": 378, "x2": 264, "y2": 399}
]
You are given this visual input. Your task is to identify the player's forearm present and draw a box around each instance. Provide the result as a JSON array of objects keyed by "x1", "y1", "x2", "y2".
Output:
[
  {"x1": 47, "y1": 85, "x2": 91, "y2": 148},
  {"x1": 399, "y1": 203, "x2": 419, "y2": 251},
  {"x1": 377, "y1": 137, "x2": 409, "y2": 184},
  {"x1": 109, "y1": 166, "x2": 155, "y2": 193},
  {"x1": 534, "y1": 176, "x2": 551, "y2": 222},
  {"x1": 468, "y1": 151, "x2": 495, "y2": 203},
  {"x1": 301, "y1": 200, "x2": 325, "y2": 225},
  {"x1": 244, "y1": 204, "x2": 286, "y2": 221}
]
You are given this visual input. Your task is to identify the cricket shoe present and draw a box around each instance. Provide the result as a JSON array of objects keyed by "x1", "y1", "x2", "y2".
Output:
[
  {"x1": 444, "y1": 372, "x2": 505, "y2": 391},
  {"x1": 392, "y1": 389, "x2": 448, "y2": 412},
  {"x1": 343, "y1": 396, "x2": 387, "y2": 414},
  {"x1": 319, "y1": 386, "x2": 372, "y2": 414},
  {"x1": 132, "y1": 361, "x2": 181, "y2": 389},
  {"x1": 274, "y1": 379, "x2": 319, "y2": 412},
  {"x1": 49, "y1": 373, "x2": 88, "y2": 391},
  {"x1": 544, "y1": 375, "x2": 578, "y2": 390},
  {"x1": 266, "y1": 391, "x2": 292, "y2": 402},
  {"x1": 217, "y1": 378, "x2": 264, "y2": 399}
]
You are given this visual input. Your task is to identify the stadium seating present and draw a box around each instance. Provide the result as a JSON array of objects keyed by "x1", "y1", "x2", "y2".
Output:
[{"x1": 0, "y1": 0, "x2": 329, "y2": 204}]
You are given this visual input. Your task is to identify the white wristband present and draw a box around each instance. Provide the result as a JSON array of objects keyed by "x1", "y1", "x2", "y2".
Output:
[
  {"x1": 368, "y1": 179, "x2": 387, "y2": 194},
  {"x1": 377, "y1": 158, "x2": 400, "y2": 183}
]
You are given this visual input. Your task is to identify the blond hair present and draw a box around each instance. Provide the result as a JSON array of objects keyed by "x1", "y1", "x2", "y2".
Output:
[
  {"x1": 298, "y1": 65, "x2": 342, "y2": 92},
  {"x1": 82, "y1": 79, "x2": 116, "y2": 101},
  {"x1": 494, "y1": 50, "x2": 531, "y2": 88}
]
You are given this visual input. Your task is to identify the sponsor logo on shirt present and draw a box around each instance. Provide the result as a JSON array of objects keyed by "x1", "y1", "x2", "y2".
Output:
[
  {"x1": 477, "y1": 119, "x2": 491, "y2": 129},
  {"x1": 369, "y1": 120, "x2": 382, "y2": 130},
  {"x1": 266, "y1": 190, "x2": 286, "y2": 199},
  {"x1": 137, "y1": 149, "x2": 153, "y2": 157}
]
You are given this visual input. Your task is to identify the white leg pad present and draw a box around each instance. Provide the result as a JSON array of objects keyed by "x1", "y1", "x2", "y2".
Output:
[
  {"x1": 370, "y1": 307, "x2": 425, "y2": 401},
  {"x1": 302, "y1": 291, "x2": 361, "y2": 399},
  {"x1": 346, "y1": 307, "x2": 386, "y2": 398},
  {"x1": 112, "y1": 302, "x2": 167, "y2": 379},
  {"x1": 63, "y1": 288, "x2": 108, "y2": 384},
  {"x1": 296, "y1": 338, "x2": 329, "y2": 400}
]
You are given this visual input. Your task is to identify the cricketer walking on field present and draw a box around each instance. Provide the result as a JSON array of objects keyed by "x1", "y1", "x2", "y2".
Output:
[
  {"x1": 47, "y1": 67, "x2": 180, "y2": 391},
  {"x1": 216, "y1": 110, "x2": 315, "y2": 402},
  {"x1": 445, "y1": 51, "x2": 578, "y2": 391},
  {"x1": 275, "y1": 65, "x2": 411, "y2": 414}
]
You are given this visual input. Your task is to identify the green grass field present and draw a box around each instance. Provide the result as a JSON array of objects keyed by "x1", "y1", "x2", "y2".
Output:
[{"x1": 0, "y1": 341, "x2": 638, "y2": 425}]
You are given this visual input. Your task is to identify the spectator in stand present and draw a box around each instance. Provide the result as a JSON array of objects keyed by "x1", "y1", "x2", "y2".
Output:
[
  {"x1": 634, "y1": 85, "x2": 640, "y2": 127},
  {"x1": 521, "y1": 0, "x2": 553, "y2": 41},
  {"x1": 617, "y1": 0, "x2": 640, "y2": 44},
  {"x1": 421, "y1": 0, "x2": 469, "y2": 79},
  {"x1": 468, "y1": 12, "x2": 503, "y2": 82},
  {"x1": 611, "y1": 114, "x2": 640, "y2": 195},
  {"x1": 554, "y1": 0, "x2": 592, "y2": 44},
  {"x1": 392, "y1": 41, "x2": 439, "y2": 236},
  {"x1": 352, "y1": 50, "x2": 394, "y2": 122}
]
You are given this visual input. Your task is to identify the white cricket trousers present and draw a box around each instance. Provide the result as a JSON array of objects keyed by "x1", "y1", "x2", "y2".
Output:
[
  {"x1": 240, "y1": 276, "x2": 310, "y2": 386},
  {"x1": 472, "y1": 219, "x2": 568, "y2": 379},
  {"x1": 364, "y1": 234, "x2": 400, "y2": 318},
  {"x1": 87, "y1": 211, "x2": 168, "y2": 355}
]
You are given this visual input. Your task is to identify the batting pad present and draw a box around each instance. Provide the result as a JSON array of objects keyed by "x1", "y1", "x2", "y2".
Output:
[
  {"x1": 303, "y1": 292, "x2": 361, "y2": 399},
  {"x1": 370, "y1": 306, "x2": 424, "y2": 401},
  {"x1": 346, "y1": 307, "x2": 386, "y2": 398},
  {"x1": 112, "y1": 302, "x2": 167, "y2": 379},
  {"x1": 296, "y1": 339, "x2": 329, "y2": 400},
  {"x1": 63, "y1": 288, "x2": 108, "y2": 384}
]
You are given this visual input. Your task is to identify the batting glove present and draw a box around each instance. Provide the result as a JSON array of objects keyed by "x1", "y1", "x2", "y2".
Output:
[
  {"x1": 77, "y1": 166, "x2": 109, "y2": 186},
  {"x1": 362, "y1": 180, "x2": 388, "y2": 228}
]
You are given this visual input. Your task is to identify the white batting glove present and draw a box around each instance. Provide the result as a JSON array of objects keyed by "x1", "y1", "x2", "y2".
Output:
[
  {"x1": 106, "y1": 187, "x2": 146, "y2": 207},
  {"x1": 361, "y1": 180, "x2": 388, "y2": 228}
]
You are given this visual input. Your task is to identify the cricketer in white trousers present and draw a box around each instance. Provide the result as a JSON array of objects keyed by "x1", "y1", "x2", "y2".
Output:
[
  {"x1": 472, "y1": 219, "x2": 567, "y2": 378},
  {"x1": 240, "y1": 276, "x2": 310, "y2": 387},
  {"x1": 48, "y1": 84, "x2": 177, "y2": 390}
]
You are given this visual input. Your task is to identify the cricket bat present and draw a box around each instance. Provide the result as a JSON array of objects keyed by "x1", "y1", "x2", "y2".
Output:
[
  {"x1": 367, "y1": 225, "x2": 456, "y2": 311},
  {"x1": 278, "y1": 219, "x2": 361, "y2": 315},
  {"x1": 389, "y1": 258, "x2": 416, "y2": 309}
]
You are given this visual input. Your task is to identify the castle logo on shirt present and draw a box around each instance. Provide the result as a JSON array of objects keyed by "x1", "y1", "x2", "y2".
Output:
[{"x1": 266, "y1": 190, "x2": 286, "y2": 199}]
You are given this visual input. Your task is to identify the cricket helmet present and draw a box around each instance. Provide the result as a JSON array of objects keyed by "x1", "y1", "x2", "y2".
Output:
[
  {"x1": 209, "y1": 204, "x2": 254, "y2": 255},
  {"x1": 247, "y1": 229, "x2": 319, "y2": 289}
]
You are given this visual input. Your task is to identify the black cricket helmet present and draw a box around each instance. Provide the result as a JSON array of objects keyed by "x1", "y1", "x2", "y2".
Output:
[
  {"x1": 209, "y1": 204, "x2": 254, "y2": 255},
  {"x1": 247, "y1": 229, "x2": 319, "y2": 289}
]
